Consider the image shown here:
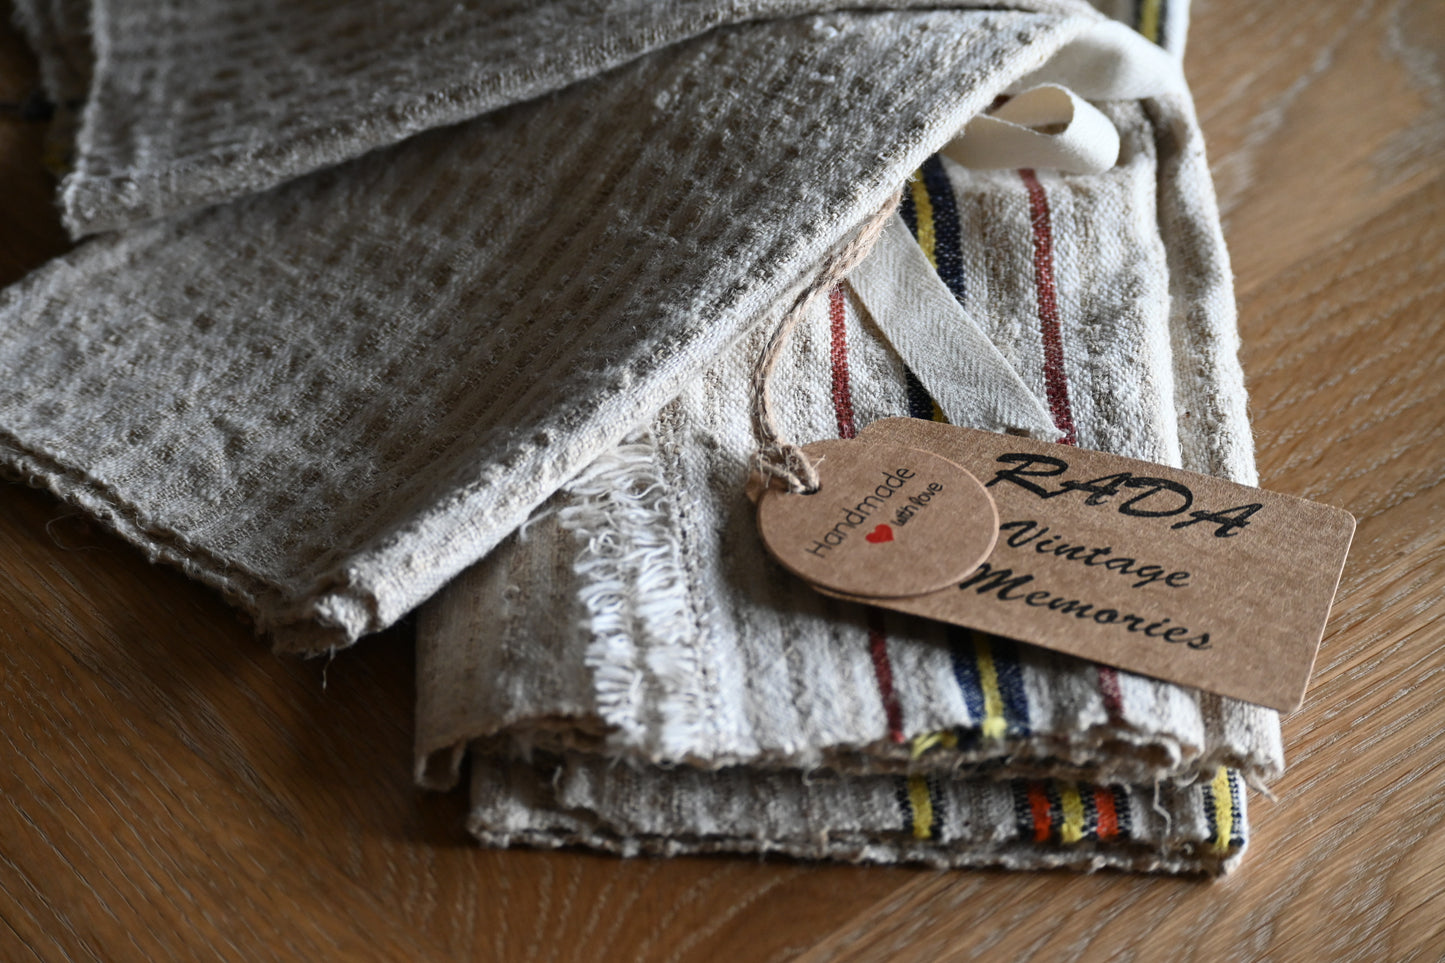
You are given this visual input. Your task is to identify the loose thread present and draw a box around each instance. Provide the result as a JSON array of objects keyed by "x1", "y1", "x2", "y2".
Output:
[
  {"x1": 750, "y1": 190, "x2": 902, "y2": 494},
  {"x1": 1151, "y1": 780, "x2": 1172, "y2": 835},
  {"x1": 1244, "y1": 771, "x2": 1279, "y2": 802}
]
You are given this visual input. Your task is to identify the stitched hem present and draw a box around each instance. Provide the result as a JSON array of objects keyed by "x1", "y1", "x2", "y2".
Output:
[{"x1": 0, "y1": 436, "x2": 370, "y2": 651}]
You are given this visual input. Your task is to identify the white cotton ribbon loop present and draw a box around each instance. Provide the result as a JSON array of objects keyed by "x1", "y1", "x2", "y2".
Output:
[
  {"x1": 942, "y1": 84, "x2": 1120, "y2": 175},
  {"x1": 845, "y1": 215, "x2": 1062, "y2": 442},
  {"x1": 843, "y1": 17, "x2": 1191, "y2": 441}
]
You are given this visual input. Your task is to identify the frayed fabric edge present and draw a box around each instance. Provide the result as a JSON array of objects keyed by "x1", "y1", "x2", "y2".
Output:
[{"x1": 556, "y1": 434, "x2": 713, "y2": 762}]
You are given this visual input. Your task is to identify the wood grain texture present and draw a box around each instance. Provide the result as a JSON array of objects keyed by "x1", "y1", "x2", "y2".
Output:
[{"x1": 1, "y1": 1, "x2": 1441, "y2": 959}]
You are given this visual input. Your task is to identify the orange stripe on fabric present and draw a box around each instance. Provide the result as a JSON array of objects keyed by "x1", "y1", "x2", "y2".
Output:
[
  {"x1": 1094, "y1": 786, "x2": 1119, "y2": 840},
  {"x1": 1028, "y1": 783, "x2": 1052, "y2": 842}
]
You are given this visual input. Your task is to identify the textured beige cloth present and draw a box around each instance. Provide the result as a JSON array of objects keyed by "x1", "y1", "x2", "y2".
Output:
[
  {"x1": 25, "y1": 0, "x2": 1093, "y2": 238},
  {"x1": 4, "y1": 0, "x2": 1112, "y2": 654},
  {"x1": 7, "y1": 0, "x2": 1271, "y2": 874},
  {"x1": 418, "y1": 90, "x2": 1277, "y2": 874}
]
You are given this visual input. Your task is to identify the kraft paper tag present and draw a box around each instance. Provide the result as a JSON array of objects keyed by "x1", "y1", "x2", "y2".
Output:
[
  {"x1": 762, "y1": 419, "x2": 1355, "y2": 713},
  {"x1": 755, "y1": 439, "x2": 999, "y2": 599}
]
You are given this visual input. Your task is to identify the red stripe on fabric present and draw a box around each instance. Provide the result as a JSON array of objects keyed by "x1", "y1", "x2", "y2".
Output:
[
  {"x1": 1094, "y1": 786, "x2": 1119, "y2": 840},
  {"x1": 1028, "y1": 783, "x2": 1052, "y2": 842},
  {"x1": 830, "y1": 288, "x2": 903, "y2": 744},
  {"x1": 1097, "y1": 666, "x2": 1125, "y2": 724},
  {"x1": 1022, "y1": 169, "x2": 1124, "y2": 720},
  {"x1": 868, "y1": 608, "x2": 905, "y2": 744},
  {"x1": 1019, "y1": 169, "x2": 1076, "y2": 446},
  {"x1": 828, "y1": 283, "x2": 857, "y2": 439}
]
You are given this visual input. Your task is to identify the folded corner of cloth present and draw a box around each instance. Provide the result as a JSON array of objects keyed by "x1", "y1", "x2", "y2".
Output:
[{"x1": 5, "y1": 0, "x2": 1274, "y2": 876}]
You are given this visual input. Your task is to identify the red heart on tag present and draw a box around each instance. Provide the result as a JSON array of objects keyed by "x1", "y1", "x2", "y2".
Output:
[{"x1": 865, "y1": 524, "x2": 894, "y2": 544}]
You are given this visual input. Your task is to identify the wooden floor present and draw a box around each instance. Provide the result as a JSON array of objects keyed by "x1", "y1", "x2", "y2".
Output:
[{"x1": 2, "y1": 2, "x2": 1442, "y2": 959}]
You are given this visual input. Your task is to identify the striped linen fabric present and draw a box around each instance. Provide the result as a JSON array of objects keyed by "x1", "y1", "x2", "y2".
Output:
[
  {"x1": 419, "y1": 91, "x2": 1280, "y2": 874},
  {"x1": 463, "y1": 756, "x2": 1248, "y2": 873}
]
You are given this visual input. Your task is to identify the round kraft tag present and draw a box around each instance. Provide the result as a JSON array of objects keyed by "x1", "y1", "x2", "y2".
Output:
[{"x1": 756, "y1": 438, "x2": 998, "y2": 599}]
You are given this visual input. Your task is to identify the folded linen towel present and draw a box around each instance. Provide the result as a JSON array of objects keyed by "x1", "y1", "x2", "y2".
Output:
[
  {"x1": 418, "y1": 89, "x2": 1280, "y2": 874},
  {"x1": 3, "y1": 0, "x2": 1117, "y2": 653}
]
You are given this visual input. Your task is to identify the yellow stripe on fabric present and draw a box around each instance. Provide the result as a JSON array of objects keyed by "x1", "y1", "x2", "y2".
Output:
[
  {"x1": 1138, "y1": 0, "x2": 1162, "y2": 43},
  {"x1": 908, "y1": 175, "x2": 937, "y2": 268},
  {"x1": 973, "y1": 634, "x2": 1007, "y2": 740},
  {"x1": 1059, "y1": 783, "x2": 1086, "y2": 844},
  {"x1": 910, "y1": 730, "x2": 959, "y2": 760},
  {"x1": 906, "y1": 168, "x2": 948, "y2": 423},
  {"x1": 1211, "y1": 767, "x2": 1234, "y2": 854},
  {"x1": 908, "y1": 775, "x2": 934, "y2": 839}
]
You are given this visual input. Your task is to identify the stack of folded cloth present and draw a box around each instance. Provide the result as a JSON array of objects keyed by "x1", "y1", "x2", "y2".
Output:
[
  {"x1": 4, "y1": 0, "x2": 1279, "y2": 874},
  {"x1": 416, "y1": 108, "x2": 1282, "y2": 875}
]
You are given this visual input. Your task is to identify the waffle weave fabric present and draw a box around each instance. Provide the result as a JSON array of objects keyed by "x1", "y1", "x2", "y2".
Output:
[
  {"x1": 3, "y1": 3, "x2": 1112, "y2": 651},
  {"x1": 22, "y1": 0, "x2": 1094, "y2": 237}
]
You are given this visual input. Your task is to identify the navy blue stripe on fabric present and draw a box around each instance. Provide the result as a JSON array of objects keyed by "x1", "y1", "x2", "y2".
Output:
[
  {"x1": 1042, "y1": 781, "x2": 1063, "y2": 841},
  {"x1": 1081, "y1": 782, "x2": 1100, "y2": 840},
  {"x1": 1010, "y1": 780, "x2": 1035, "y2": 838},
  {"x1": 919, "y1": 154, "x2": 966, "y2": 304},
  {"x1": 1203, "y1": 778, "x2": 1220, "y2": 842},
  {"x1": 1227, "y1": 770, "x2": 1246, "y2": 846},
  {"x1": 927, "y1": 775, "x2": 948, "y2": 841},
  {"x1": 899, "y1": 179, "x2": 919, "y2": 238},
  {"x1": 990, "y1": 636, "x2": 1033, "y2": 738},
  {"x1": 894, "y1": 776, "x2": 914, "y2": 833},
  {"x1": 948, "y1": 625, "x2": 987, "y2": 724},
  {"x1": 903, "y1": 366, "x2": 935, "y2": 420}
]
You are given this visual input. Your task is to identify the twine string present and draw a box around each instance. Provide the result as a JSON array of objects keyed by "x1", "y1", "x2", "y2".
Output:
[{"x1": 751, "y1": 189, "x2": 902, "y2": 494}]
